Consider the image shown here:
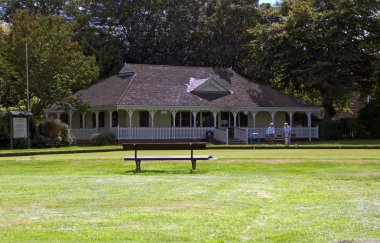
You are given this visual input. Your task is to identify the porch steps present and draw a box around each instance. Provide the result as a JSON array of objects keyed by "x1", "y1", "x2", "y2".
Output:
[{"x1": 228, "y1": 138, "x2": 246, "y2": 145}]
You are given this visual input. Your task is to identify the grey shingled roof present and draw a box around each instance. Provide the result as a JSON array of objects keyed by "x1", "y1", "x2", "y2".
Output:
[{"x1": 74, "y1": 64, "x2": 318, "y2": 109}]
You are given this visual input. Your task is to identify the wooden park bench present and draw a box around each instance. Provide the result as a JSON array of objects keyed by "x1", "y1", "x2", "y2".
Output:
[
  {"x1": 265, "y1": 134, "x2": 297, "y2": 144},
  {"x1": 265, "y1": 134, "x2": 283, "y2": 144},
  {"x1": 123, "y1": 142, "x2": 212, "y2": 172},
  {"x1": 275, "y1": 134, "x2": 284, "y2": 143}
]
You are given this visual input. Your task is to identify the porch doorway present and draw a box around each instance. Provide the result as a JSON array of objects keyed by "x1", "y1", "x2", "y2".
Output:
[
  {"x1": 139, "y1": 111, "x2": 149, "y2": 127},
  {"x1": 202, "y1": 112, "x2": 213, "y2": 127},
  {"x1": 220, "y1": 112, "x2": 234, "y2": 128}
]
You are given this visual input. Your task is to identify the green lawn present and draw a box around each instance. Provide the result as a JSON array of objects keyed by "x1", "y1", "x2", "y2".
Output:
[
  {"x1": 0, "y1": 149, "x2": 379, "y2": 242},
  {"x1": 1, "y1": 139, "x2": 380, "y2": 154}
]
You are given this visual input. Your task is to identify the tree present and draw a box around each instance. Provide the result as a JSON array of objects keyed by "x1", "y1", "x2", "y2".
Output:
[
  {"x1": 246, "y1": 0, "x2": 380, "y2": 119},
  {"x1": 0, "y1": 21, "x2": 24, "y2": 108},
  {"x1": 3, "y1": 10, "x2": 99, "y2": 117},
  {"x1": 196, "y1": 0, "x2": 259, "y2": 70},
  {"x1": 1, "y1": 1, "x2": 260, "y2": 73},
  {"x1": 1, "y1": 1, "x2": 124, "y2": 79},
  {"x1": 0, "y1": 0, "x2": 67, "y2": 22},
  {"x1": 79, "y1": 0, "x2": 259, "y2": 70}
]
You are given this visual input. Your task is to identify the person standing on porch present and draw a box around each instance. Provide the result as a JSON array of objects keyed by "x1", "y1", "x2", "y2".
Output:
[
  {"x1": 283, "y1": 123, "x2": 292, "y2": 146},
  {"x1": 266, "y1": 123, "x2": 275, "y2": 144}
]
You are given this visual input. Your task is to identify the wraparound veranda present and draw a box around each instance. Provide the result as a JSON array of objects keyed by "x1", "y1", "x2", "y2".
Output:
[{"x1": 47, "y1": 109, "x2": 319, "y2": 143}]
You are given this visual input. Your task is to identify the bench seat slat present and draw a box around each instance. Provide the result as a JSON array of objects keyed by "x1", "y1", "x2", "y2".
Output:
[{"x1": 124, "y1": 155, "x2": 212, "y2": 161}]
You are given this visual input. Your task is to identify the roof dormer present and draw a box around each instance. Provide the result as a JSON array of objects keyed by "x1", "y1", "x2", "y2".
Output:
[
  {"x1": 118, "y1": 63, "x2": 135, "y2": 78},
  {"x1": 187, "y1": 78, "x2": 232, "y2": 101}
]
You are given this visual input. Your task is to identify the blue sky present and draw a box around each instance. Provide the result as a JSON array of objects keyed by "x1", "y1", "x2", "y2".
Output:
[{"x1": 259, "y1": 0, "x2": 280, "y2": 5}]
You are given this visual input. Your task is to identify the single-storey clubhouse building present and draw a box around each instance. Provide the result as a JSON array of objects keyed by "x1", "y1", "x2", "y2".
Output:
[{"x1": 45, "y1": 64, "x2": 320, "y2": 144}]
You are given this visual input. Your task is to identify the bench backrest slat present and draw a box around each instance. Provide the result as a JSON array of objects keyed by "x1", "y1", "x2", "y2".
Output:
[{"x1": 122, "y1": 143, "x2": 206, "y2": 151}]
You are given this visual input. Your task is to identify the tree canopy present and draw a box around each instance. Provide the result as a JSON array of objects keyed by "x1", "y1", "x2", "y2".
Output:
[
  {"x1": 0, "y1": 0, "x2": 379, "y2": 119},
  {"x1": 1, "y1": 10, "x2": 99, "y2": 117},
  {"x1": 245, "y1": 0, "x2": 380, "y2": 119}
]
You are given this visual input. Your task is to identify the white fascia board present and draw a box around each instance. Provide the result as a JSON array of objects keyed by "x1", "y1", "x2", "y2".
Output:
[{"x1": 114, "y1": 105, "x2": 321, "y2": 113}]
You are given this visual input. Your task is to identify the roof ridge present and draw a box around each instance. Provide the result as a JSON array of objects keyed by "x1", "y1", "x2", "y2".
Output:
[
  {"x1": 131, "y1": 63, "x2": 233, "y2": 70},
  {"x1": 117, "y1": 73, "x2": 137, "y2": 104}
]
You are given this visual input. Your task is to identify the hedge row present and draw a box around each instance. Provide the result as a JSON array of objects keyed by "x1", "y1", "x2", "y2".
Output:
[{"x1": 318, "y1": 100, "x2": 380, "y2": 140}]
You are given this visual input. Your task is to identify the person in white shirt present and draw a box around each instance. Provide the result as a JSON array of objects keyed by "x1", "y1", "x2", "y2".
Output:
[
  {"x1": 283, "y1": 123, "x2": 292, "y2": 146},
  {"x1": 266, "y1": 123, "x2": 275, "y2": 144}
]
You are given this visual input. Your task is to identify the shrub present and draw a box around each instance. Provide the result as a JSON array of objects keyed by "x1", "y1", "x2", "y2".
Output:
[
  {"x1": 317, "y1": 98, "x2": 380, "y2": 140},
  {"x1": 91, "y1": 132, "x2": 116, "y2": 146},
  {"x1": 318, "y1": 120, "x2": 344, "y2": 140},
  {"x1": 358, "y1": 100, "x2": 380, "y2": 138},
  {"x1": 38, "y1": 119, "x2": 74, "y2": 146},
  {"x1": 0, "y1": 111, "x2": 10, "y2": 147},
  {"x1": 340, "y1": 118, "x2": 362, "y2": 138},
  {"x1": 12, "y1": 138, "x2": 28, "y2": 148}
]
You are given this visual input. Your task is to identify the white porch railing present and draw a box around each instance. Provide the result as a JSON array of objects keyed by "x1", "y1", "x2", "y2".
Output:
[
  {"x1": 70, "y1": 128, "x2": 98, "y2": 140},
  {"x1": 246, "y1": 126, "x2": 319, "y2": 143},
  {"x1": 214, "y1": 128, "x2": 229, "y2": 144},
  {"x1": 118, "y1": 127, "x2": 214, "y2": 140},
  {"x1": 70, "y1": 126, "x2": 318, "y2": 144},
  {"x1": 234, "y1": 127, "x2": 248, "y2": 144}
]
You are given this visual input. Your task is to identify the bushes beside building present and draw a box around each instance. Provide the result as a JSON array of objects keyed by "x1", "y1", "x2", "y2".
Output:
[
  {"x1": 0, "y1": 110, "x2": 10, "y2": 147},
  {"x1": 36, "y1": 119, "x2": 75, "y2": 147},
  {"x1": 318, "y1": 100, "x2": 380, "y2": 140},
  {"x1": 1, "y1": 110, "x2": 114, "y2": 148},
  {"x1": 90, "y1": 132, "x2": 116, "y2": 146},
  {"x1": 0, "y1": 110, "x2": 75, "y2": 148}
]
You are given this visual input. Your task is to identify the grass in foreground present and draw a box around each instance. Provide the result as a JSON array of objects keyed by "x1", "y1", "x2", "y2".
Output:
[
  {"x1": 1, "y1": 139, "x2": 380, "y2": 154},
  {"x1": 0, "y1": 149, "x2": 379, "y2": 242}
]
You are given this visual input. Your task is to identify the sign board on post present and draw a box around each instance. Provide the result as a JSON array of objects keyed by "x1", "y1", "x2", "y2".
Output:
[
  {"x1": 13, "y1": 117, "x2": 28, "y2": 138},
  {"x1": 9, "y1": 110, "x2": 32, "y2": 149}
]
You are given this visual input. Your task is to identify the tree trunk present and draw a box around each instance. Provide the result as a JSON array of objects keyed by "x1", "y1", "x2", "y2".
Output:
[{"x1": 322, "y1": 101, "x2": 336, "y2": 120}]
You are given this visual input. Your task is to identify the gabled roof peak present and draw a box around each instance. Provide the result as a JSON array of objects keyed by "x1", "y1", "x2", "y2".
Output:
[{"x1": 187, "y1": 77, "x2": 232, "y2": 101}]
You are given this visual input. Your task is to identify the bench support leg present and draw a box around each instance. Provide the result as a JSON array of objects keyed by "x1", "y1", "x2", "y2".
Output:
[
  {"x1": 191, "y1": 159, "x2": 196, "y2": 170},
  {"x1": 135, "y1": 160, "x2": 141, "y2": 173}
]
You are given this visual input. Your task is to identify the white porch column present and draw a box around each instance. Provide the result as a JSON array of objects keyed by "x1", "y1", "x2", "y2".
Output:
[
  {"x1": 128, "y1": 110, "x2": 134, "y2": 127},
  {"x1": 212, "y1": 111, "x2": 218, "y2": 128},
  {"x1": 171, "y1": 111, "x2": 177, "y2": 127},
  {"x1": 192, "y1": 111, "x2": 198, "y2": 127},
  {"x1": 81, "y1": 113, "x2": 86, "y2": 129},
  {"x1": 56, "y1": 112, "x2": 62, "y2": 120},
  {"x1": 45, "y1": 113, "x2": 49, "y2": 121},
  {"x1": 149, "y1": 110, "x2": 156, "y2": 127},
  {"x1": 200, "y1": 112, "x2": 203, "y2": 127},
  {"x1": 288, "y1": 111, "x2": 294, "y2": 127},
  {"x1": 108, "y1": 110, "x2": 113, "y2": 128},
  {"x1": 68, "y1": 112, "x2": 73, "y2": 128},
  {"x1": 307, "y1": 111, "x2": 312, "y2": 142},
  {"x1": 251, "y1": 111, "x2": 257, "y2": 130},
  {"x1": 95, "y1": 111, "x2": 99, "y2": 129},
  {"x1": 270, "y1": 111, "x2": 275, "y2": 123},
  {"x1": 232, "y1": 111, "x2": 237, "y2": 127}
]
